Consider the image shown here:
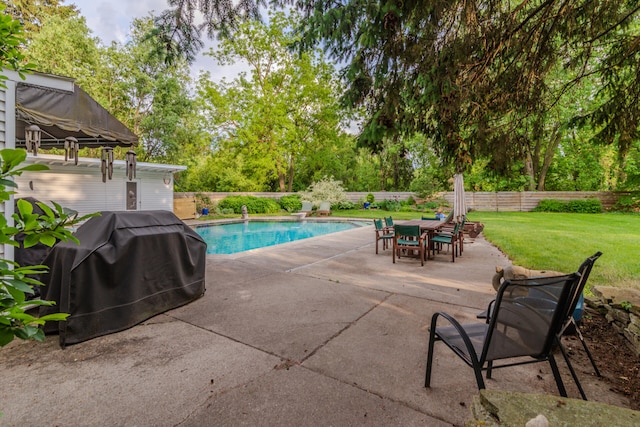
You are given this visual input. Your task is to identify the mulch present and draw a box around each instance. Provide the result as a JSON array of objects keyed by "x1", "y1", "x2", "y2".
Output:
[{"x1": 567, "y1": 307, "x2": 640, "y2": 410}]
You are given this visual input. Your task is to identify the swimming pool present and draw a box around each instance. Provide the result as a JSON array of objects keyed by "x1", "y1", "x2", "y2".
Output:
[{"x1": 194, "y1": 220, "x2": 370, "y2": 254}]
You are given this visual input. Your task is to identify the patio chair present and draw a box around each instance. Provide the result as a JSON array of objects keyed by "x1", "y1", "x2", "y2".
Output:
[
  {"x1": 425, "y1": 273, "x2": 581, "y2": 398},
  {"x1": 478, "y1": 252, "x2": 603, "y2": 399},
  {"x1": 384, "y1": 216, "x2": 395, "y2": 231},
  {"x1": 552, "y1": 251, "x2": 603, "y2": 399},
  {"x1": 374, "y1": 219, "x2": 394, "y2": 254},
  {"x1": 393, "y1": 224, "x2": 427, "y2": 266},
  {"x1": 299, "y1": 201, "x2": 313, "y2": 216},
  {"x1": 421, "y1": 216, "x2": 438, "y2": 220},
  {"x1": 316, "y1": 201, "x2": 331, "y2": 216},
  {"x1": 429, "y1": 222, "x2": 461, "y2": 262}
]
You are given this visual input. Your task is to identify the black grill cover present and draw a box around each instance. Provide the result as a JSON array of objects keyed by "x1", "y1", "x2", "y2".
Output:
[{"x1": 40, "y1": 211, "x2": 206, "y2": 346}]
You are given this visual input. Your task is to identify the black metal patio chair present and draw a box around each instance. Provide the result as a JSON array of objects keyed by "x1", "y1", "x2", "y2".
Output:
[
  {"x1": 425, "y1": 273, "x2": 582, "y2": 398},
  {"x1": 477, "y1": 252, "x2": 603, "y2": 399}
]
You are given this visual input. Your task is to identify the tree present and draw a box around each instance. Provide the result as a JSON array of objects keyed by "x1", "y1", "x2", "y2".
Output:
[
  {"x1": 2, "y1": 0, "x2": 77, "y2": 38},
  {"x1": 24, "y1": 13, "x2": 198, "y2": 164},
  {"x1": 0, "y1": 2, "x2": 32, "y2": 82},
  {"x1": 24, "y1": 14, "x2": 102, "y2": 91},
  {"x1": 155, "y1": 1, "x2": 640, "y2": 184},
  {"x1": 196, "y1": 11, "x2": 348, "y2": 192}
]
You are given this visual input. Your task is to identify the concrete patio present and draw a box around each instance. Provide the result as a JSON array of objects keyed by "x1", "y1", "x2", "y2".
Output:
[{"x1": 0, "y1": 223, "x2": 632, "y2": 426}]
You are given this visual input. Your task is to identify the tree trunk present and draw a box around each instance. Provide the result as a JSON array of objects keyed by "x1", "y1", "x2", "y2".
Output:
[
  {"x1": 524, "y1": 149, "x2": 535, "y2": 191},
  {"x1": 287, "y1": 157, "x2": 295, "y2": 192},
  {"x1": 536, "y1": 129, "x2": 561, "y2": 191}
]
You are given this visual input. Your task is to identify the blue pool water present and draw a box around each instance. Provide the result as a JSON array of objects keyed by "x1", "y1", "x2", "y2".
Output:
[{"x1": 195, "y1": 220, "x2": 369, "y2": 254}]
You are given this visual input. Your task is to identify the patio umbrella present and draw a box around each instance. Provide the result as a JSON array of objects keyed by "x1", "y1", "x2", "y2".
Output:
[{"x1": 453, "y1": 173, "x2": 467, "y2": 223}]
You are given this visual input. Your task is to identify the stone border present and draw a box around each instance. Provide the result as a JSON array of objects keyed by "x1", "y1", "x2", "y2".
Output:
[{"x1": 585, "y1": 286, "x2": 640, "y2": 358}]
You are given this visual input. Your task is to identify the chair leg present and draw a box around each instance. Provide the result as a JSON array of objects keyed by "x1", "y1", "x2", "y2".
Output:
[
  {"x1": 573, "y1": 319, "x2": 601, "y2": 377},
  {"x1": 425, "y1": 329, "x2": 437, "y2": 388},
  {"x1": 548, "y1": 354, "x2": 568, "y2": 398},
  {"x1": 557, "y1": 339, "x2": 588, "y2": 400}
]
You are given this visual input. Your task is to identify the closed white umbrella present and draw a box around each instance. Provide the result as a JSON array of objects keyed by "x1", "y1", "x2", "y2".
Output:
[{"x1": 453, "y1": 173, "x2": 467, "y2": 223}]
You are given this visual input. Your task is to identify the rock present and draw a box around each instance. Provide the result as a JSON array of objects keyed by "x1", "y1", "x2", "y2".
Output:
[
  {"x1": 525, "y1": 414, "x2": 549, "y2": 427},
  {"x1": 466, "y1": 390, "x2": 640, "y2": 426}
]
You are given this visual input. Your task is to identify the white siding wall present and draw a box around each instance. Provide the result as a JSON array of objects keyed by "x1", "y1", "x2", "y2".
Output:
[{"x1": 14, "y1": 164, "x2": 175, "y2": 217}]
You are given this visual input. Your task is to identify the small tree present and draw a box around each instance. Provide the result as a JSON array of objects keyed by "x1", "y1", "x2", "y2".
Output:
[
  {"x1": 300, "y1": 176, "x2": 348, "y2": 207},
  {"x1": 0, "y1": 149, "x2": 97, "y2": 346}
]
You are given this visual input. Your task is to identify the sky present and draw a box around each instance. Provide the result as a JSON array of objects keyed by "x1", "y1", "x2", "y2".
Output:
[{"x1": 68, "y1": 0, "x2": 246, "y2": 82}]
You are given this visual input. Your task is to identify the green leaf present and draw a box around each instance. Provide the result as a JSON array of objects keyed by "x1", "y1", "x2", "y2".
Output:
[
  {"x1": 15, "y1": 164, "x2": 50, "y2": 173},
  {"x1": 0, "y1": 327, "x2": 15, "y2": 346},
  {"x1": 39, "y1": 313, "x2": 70, "y2": 322},
  {"x1": 39, "y1": 234, "x2": 57, "y2": 247},
  {"x1": 17, "y1": 198, "x2": 34, "y2": 215},
  {"x1": 5, "y1": 284, "x2": 26, "y2": 304},
  {"x1": 4, "y1": 279, "x2": 34, "y2": 294}
]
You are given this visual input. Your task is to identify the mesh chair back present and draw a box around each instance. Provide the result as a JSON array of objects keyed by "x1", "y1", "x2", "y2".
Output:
[
  {"x1": 566, "y1": 252, "x2": 602, "y2": 320},
  {"x1": 374, "y1": 219, "x2": 385, "y2": 231},
  {"x1": 482, "y1": 273, "x2": 579, "y2": 362},
  {"x1": 384, "y1": 217, "x2": 394, "y2": 228}
]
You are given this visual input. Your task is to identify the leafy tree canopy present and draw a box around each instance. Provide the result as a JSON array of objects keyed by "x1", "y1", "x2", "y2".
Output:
[{"x1": 153, "y1": 0, "x2": 640, "y2": 176}]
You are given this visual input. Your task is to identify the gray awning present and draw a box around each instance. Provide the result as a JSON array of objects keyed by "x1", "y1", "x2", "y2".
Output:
[{"x1": 15, "y1": 83, "x2": 138, "y2": 149}]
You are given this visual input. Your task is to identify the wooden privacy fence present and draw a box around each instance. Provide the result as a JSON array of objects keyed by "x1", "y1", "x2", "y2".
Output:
[
  {"x1": 176, "y1": 191, "x2": 627, "y2": 213},
  {"x1": 439, "y1": 191, "x2": 625, "y2": 212}
]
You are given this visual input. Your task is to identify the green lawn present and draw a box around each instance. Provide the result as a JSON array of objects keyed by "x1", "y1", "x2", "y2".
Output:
[
  {"x1": 198, "y1": 209, "x2": 639, "y2": 292},
  {"x1": 326, "y1": 209, "x2": 640, "y2": 292},
  {"x1": 468, "y1": 212, "x2": 639, "y2": 292}
]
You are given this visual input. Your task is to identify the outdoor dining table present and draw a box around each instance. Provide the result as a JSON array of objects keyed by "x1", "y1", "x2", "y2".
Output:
[{"x1": 398, "y1": 219, "x2": 445, "y2": 259}]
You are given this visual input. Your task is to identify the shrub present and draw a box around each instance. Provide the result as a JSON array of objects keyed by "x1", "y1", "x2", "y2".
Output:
[
  {"x1": 366, "y1": 193, "x2": 375, "y2": 203},
  {"x1": 400, "y1": 205, "x2": 415, "y2": 212},
  {"x1": 279, "y1": 194, "x2": 302, "y2": 212},
  {"x1": 335, "y1": 200, "x2": 356, "y2": 210},
  {"x1": 613, "y1": 193, "x2": 640, "y2": 212},
  {"x1": 300, "y1": 176, "x2": 348, "y2": 206},
  {"x1": 567, "y1": 199, "x2": 602, "y2": 213},
  {"x1": 534, "y1": 198, "x2": 602, "y2": 213},
  {"x1": 379, "y1": 199, "x2": 402, "y2": 212},
  {"x1": 0, "y1": 149, "x2": 97, "y2": 346},
  {"x1": 218, "y1": 195, "x2": 280, "y2": 214},
  {"x1": 533, "y1": 199, "x2": 567, "y2": 212}
]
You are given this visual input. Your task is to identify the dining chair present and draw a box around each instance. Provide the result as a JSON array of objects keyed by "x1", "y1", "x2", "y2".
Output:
[
  {"x1": 374, "y1": 219, "x2": 394, "y2": 254},
  {"x1": 392, "y1": 224, "x2": 426, "y2": 266},
  {"x1": 430, "y1": 222, "x2": 461, "y2": 262}
]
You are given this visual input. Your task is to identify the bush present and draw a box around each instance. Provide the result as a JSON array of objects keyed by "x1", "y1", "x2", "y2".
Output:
[
  {"x1": 533, "y1": 198, "x2": 602, "y2": 213},
  {"x1": 300, "y1": 176, "x2": 348, "y2": 206},
  {"x1": 279, "y1": 194, "x2": 302, "y2": 212},
  {"x1": 0, "y1": 149, "x2": 98, "y2": 346},
  {"x1": 567, "y1": 199, "x2": 602, "y2": 213},
  {"x1": 533, "y1": 199, "x2": 567, "y2": 212},
  {"x1": 334, "y1": 200, "x2": 356, "y2": 210},
  {"x1": 218, "y1": 195, "x2": 281, "y2": 214},
  {"x1": 613, "y1": 193, "x2": 640, "y2": 212},
  {"x1": 366, "y1": 193, "x2": 375, "y2": 203},
  {"x1": 379, "y1": 199, "x2": 402, "y2": 212},
  {"x1": 400, "y1": 205, "x2": 415, "y2": 212}
]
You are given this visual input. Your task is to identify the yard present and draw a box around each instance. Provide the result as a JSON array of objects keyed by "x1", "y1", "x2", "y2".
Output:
[{"x1": 333, "y1": 210, "x2": 640, "y2": 293}]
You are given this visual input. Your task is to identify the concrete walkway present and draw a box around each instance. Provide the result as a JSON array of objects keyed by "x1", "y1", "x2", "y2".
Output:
[{"x1": 0, "y1": 223, "x2": 631, "y2": 426}]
